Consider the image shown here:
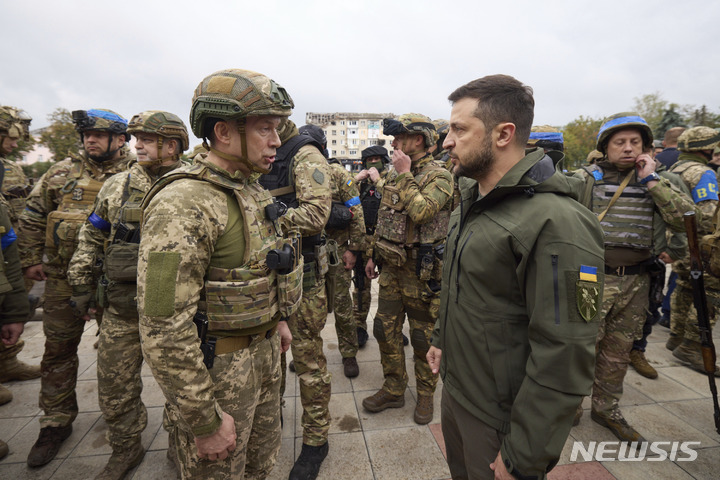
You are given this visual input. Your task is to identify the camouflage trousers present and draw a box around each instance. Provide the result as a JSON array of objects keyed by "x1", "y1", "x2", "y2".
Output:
[
  {"x1": 670, "y1": 278, "x2": 720, "y2": 342},
  {"x1": 288, "y1": 279, "x2": 331, "y2": 446},
  {"x1": 333, "y1": 244, "x2": 358, "y2": 358},
  {"x1": 38, "y1": 275, "x2": 86, "y2": 428},
  {"x1": 167, "y1": 333, "x2": 282, "y2": 479},
  {"x1": 374, "y1": 256, "x2": 439, "y2": 397},
  {"x1": 97, "y1": 305, "x2": 147, "y2": 451},
  {"x1": 352, "y1": 278, "x2": 372, "y2": 333},
  {"x1": 592, "y1": 273, "x2": 648, "y2": 415}
]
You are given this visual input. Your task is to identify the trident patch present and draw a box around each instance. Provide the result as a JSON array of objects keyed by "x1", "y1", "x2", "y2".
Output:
[
  {"x1": 72, "y1": 188, "x2": 84, "y2": 201},
  {"x1": 576, "y1": 265, "x2": 600, "y2": 322}
]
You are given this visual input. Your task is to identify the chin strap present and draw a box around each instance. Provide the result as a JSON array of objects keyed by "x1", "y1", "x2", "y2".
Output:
[{"x1": 203, "y1": 119, "x2": 271, "y2": 174}]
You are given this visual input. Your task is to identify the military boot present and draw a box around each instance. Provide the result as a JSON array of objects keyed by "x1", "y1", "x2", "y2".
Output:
[
  {"x1": 673, "y1": 340, "x2": 720, "y2": 376},
  {"x1": 591, "y1": 409, "x2": 646, "y2": 444},
  {"x1": 289, "y1": 442, "x2": 328, "y2": 480},
  {"x1": 414, "y1": 394, "x2": 434, "y2": 425},
  {"x1": 95, "y1": 440, "x2": 145, "y2": 480},
  {"x1": 629, "y1": 349, "x2": 658, "y2": 379},
  {"x1": 362, "y1": 389, "x2": 405, "y2": 413},
  {"x1": 356, "y1": 327, "x2": 369, "y2": 348},
  {"x1": 0, "y1": 383, "x2": 12, "y2": 406},
  {"x1": 0, "y1": 439, "x2": 8, "y2": 460},
  {"x1": 27, "y1": 425, "x2": 73, "y2": 467},
  {"x1": 665, "y1": 334, "x2": 682, "y2": 351},
  {"x1": 0, "y1": 357, "x2": 41, "y2": 383},
  {"x1": 289, "y1": 360, "x2": 296, "y2": 373},
  {"x1": 342, "y1": 357, "x2": 359, "y2": 378}
]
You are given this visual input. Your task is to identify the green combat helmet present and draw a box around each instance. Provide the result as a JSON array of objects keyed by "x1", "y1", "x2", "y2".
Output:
[
  {"x1": 596, "y1": 112, "x2": 653, "y2": 154},
  {"x1": 0, "y1": 106, "x2": 32, "y2": 141},
  {"x1": 128, "y1": 110, "x2": 189, "y2": 166},
  {"x1": 190, "y1": 68, "x2": 294, "y2": 174},
  {"x1": 528, "y1": 125, "x2": 564, "y2": 152},
  {"x1": 383, "y1": 113, "x2": 438, "y2": 148},
  {"x1": 677, "y1": 126, "x2": 720, "y2": 153}
]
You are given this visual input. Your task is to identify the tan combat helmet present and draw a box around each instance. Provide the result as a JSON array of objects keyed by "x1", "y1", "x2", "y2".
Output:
[
  {"x1": 189, "y1": 68, "x2": 294, "y2": 173},
  {"x1": 677, "y1": 126, "x2": 720, "y2": 153},
  {"x1": 0, "y1": 106, "x2": 32, "y2": 141},
  {"x1": 596, "y1": 112, "x2": 653, "y2": 155},
  {"x1": 527, "y1": 125, "x2": 564, "y2": 152},
  {"x1": 128, "y1": 110, "x2": 189, "y2": 166},
  {"x1": 383, "y1": 113, "x2": 438, "y2": 157},
  {"x1": 586, "y1": 149, "x2": 604, "y2": 164}
]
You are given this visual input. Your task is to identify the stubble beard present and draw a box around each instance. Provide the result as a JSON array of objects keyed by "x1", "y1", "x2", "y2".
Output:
[{"x1": 454, "y1": 133, "x2": 495, "y2": 181}]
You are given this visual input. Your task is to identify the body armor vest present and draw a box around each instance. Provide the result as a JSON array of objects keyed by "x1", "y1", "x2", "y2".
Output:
[
  {"x1": 585, "y1": 165, "x2": 654, "y2": 250},
  {"x1": 375, "y1": 159, "x2": 451, "y2": 247},
  {"x1": 45, "y1": 159, "x2": 104, "y2": 269},
  {"x1": 1, "y1": 159, "x2": 30, "y2": 224},
  {"x1": 143, "y1": 163, "x2": 302, "y2": 333},
  {"x1": 359, "y1": 179, "x2": 382, "y2": 234}
]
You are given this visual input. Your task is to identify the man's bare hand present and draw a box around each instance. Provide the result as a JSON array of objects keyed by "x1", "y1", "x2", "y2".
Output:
[
  {"x1": 489, "y1": 450, "x2": 514, "y2": 479},
  {"x1": 1, "y1": 322, "x2": 24, "y2": 346},
  {"x1": 278, "y1": 321, "x2": 292, "y2": 353},
  {"x1": 24, "y1": 264, "x2": 46, "y2": 281},
  {"x1": 368, "y1": 167, "x2": 381, "y2": 182},
  {"x1": 365, "y1": 258, "x2": 378, "y2": 279},
  {"x1": 195, "y1": 412, "x2": 237, "y2": 461},
  {"x1": 392, "y1": 149, "x2": 411, "y2": 174},
  {"x1": 426, "y1": 346, "x2": 442, "y2": 375},
  {"x1": 355, "y1": 169, "x2": 370, "y2": 181}
]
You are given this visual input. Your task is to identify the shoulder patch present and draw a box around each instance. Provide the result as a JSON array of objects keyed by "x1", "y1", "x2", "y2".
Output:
[
  {"x1": 143, "y1": 251, "x2": 181, "y2": 316},
  {"x1": 312, "y1": 168, "x2": 325, "y2": 185}
]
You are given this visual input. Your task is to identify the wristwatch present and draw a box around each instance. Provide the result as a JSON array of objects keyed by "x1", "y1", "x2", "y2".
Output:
[{"x1": 639, "y1": 172, "x2": 660, "y2": 185}]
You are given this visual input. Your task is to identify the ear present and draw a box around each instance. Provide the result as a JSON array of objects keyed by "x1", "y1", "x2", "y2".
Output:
[
  {"x1": 494, "y1": 123, "x2": 516, "y2": 148},
  {"x1": 213, "y1": 120, "x2": 232, "y2": 146},
  {"x1": 166, "y1": 139, "x2": 179, "y2": 156}
]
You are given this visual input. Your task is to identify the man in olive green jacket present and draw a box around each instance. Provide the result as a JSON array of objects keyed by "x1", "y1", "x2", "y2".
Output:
[{"x1": 428, "y1": 75, "x2": 605, "y2": 480}]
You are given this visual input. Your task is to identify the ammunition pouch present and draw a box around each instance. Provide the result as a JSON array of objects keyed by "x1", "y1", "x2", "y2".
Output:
[
  {"x1": 104, "y1": 242, "x2": 139, "y2": 283},
  {"x1": 374, "y1": 239, "x2": 407, "y2": 267},
  {"x1": 277, "y1": 257, "x2": 304, "y2": 318},
  {"x1": 327, "y1": 202, "x2": 353, "y2": 230},
  {"x1": 375, "y1": 185, "x2": 407, "y2": 244},
  {"x1": 45, "y1": 210, "x2": 88, "y2": 266},
  {"x1": 314, "y1": 240, "x2": 329, "y2": 277},
  {"x1": 325, "y1": 239, "x2": 341, "y2": 313},
  {"x1": 104, "y1": 278, "x2": 138, "y2": 317},
  {"x1": 416, "y1": 244, "x2": 434, "y2": 281}
]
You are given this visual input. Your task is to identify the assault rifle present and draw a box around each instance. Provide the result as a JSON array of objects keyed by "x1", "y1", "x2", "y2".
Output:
[
  {"x1": 684, "y1": 211, "x2": 720, "y2": 435},
  {"x1": 352, "y1": 251, "x2": 365, "y2": 310}
]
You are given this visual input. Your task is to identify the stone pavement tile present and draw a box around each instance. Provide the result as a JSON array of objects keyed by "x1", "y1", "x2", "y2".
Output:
[
  {"x1": 624, "y1": 368, "x2": 704, "y2": 403},
  {"x1": 77, "y1": 354, "x2": 98, "y2": 381},
  {"x1": 50, "y1": 453, "x2": 115, "y2": 480},
  {"x1": 355, "y1": 389, "x2": 417, "y2": 431},
  {"x1": 351, "y1": 359, "x2": 386, "y2": 393},
  {"x1": 327, "y1": 361, "x2": 353, "y2": 394},
  {"x1": 266, "y1": 434, "x2": 296, "y2": 480},
  {"x1": 602, "y1": 455, "x2": 695, "y2": 480},
  {"x1": 0, "y1": 416, "x2": 35, "y2": 445},
  {"x1": 661, "y1": 366, "x2": 714, "y2": 397},
  {"x1": 365, "y1": 426, "x2": 450, "y2": 480},
  {"x1": 0, "y1": 459, "x2": 62, "y2": 479},
  {"x1": 323, "y1": 339, "x2": 343, "y2": 366},
  {"x1": 355, "y1": 338, "x2": 381, "y2": 363},
  {"x1": 428, "y1": 423, "x2": 446, "y2": 458},
  {"x1": 548, "y1": 461, "x2": 615, "y2": 479},
  {"x1": 622, "y1": 404, "x2": 719, "y2": 446},
  {"x1": 328, "y1": 392, "x2": 361, "y2": 435},
  {"x1": 301, "y1": 432, "x2": 373, "y2": 480},
  {"x1": 0, "y1": 381, "x2": 41, "y2": 418},
  {"x1": 617, "y1": 381, "x2": 654, "y2": 407},
  {"x1": 675, "y1": 445, "x2": 720, "y2": 480},
  {"x1": 76, "y1": 379, "x2": 100, "y2": 414},
  {"x1": 140, "y1": 375, "x2": 168, "y2": 408},
  {"x1": 1, "y1": 411, "x2": 100, "y2": 465},
  {"x1": 130, "y1": 449, "x2": 177, "y2": 480},
  {"x1": 74, "y1": 405, "x2": 164, "y2": 457},
  {"x1": 644, "y1": 339, "x2": 683, "y2": 368},
  {"x1": 659, "y1": 398, "x2": 720, "y2": 442}
]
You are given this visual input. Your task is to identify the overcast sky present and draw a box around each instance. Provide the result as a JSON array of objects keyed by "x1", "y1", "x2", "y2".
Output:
[{"x1": 3, "y1": 0, "x2": 719, "y2": 146}]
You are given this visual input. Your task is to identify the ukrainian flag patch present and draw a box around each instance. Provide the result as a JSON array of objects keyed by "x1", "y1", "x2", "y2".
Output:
[
  {"x1": 579, "y1": 265, "x2": 597, "y2": 282},
  {"x1": 346, "y1": 179, "x2": 353, "y2": 187}
]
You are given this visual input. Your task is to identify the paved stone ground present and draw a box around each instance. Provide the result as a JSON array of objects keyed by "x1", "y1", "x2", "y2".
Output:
[{"x1": 1, "y1": 280, "x2": 719, "y2": 479}]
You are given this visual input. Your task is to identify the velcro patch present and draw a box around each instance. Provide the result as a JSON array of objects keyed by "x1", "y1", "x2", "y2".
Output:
[
  {"x1": 312, "y1": 168, "x2": 325, "y2": 185},
  {"x1": 144, "y1": 251, "x2": 181, "y2": 316},
  {"x1": 207, "y1": 76, "x2": 236, "y2": 95}
]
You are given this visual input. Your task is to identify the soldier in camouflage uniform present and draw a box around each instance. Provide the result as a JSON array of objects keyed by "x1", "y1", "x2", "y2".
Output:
[
  {"x1": 67, "y1": 111, "x2": 190, "y2": 479},
  {"x1": 667, "y1": 126, "x2": 720, "y2": 375},
  {"x1": 362, "y1": 114, "x2": 453, "y2": 425},
  {"x1": 352, "y1": 146, "x2": 391, "y2": 346},
  {"x1": 572, "y1": 113, "x2": 696, "y2": 442},
  {"x1": 299, "y1": 124, "x2": 366, "y2": 378},
  {"x1": 137, "y1": 69, "x2": 297, "y2": 479},
  {"x1": 19, "y1": 109, "x2": 134, "y2": 468},
  {"x1": 0, "y1": 199, "x2": 31, "y2": 460},
  {"x1": 259, "y1": 118, "x2": 332, "y2": 480},
  {"x1": 0, "y1": 106, "x2": 40, "y2": 395}
]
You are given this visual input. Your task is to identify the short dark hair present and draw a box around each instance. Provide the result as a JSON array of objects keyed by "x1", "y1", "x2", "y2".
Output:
[{"x1": 448, "y1": 74, "x2": 534, "y2": 146}]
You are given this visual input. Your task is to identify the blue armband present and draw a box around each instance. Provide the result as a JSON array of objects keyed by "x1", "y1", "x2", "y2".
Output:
[
  {"x1": 345, "y1": 196, "x2": 361, "y2": 208},
  {"x1": 1, "y1": 227, "x2": 17, "y2": 250},
  {"x1": 88, "y1": 212, "x2": 112, "y2": 232},
  {"x1": 691, "y1": 170, "x2": 719, "y2": 203}
]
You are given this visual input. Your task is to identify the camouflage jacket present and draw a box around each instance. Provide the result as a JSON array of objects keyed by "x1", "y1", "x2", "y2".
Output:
[
  {"x1": 18, "y1": 147, "x2": 134, "y2": 271},
  {"x1": 137, "y1": 156, "x2": 278, "y2": 438},
  {"x1": 277, "y1": 144, "x2": 331, "y2": 237},
  {"x1": 326, "y1": 162, "x2": 365, "y2": 251},
  {"x1": 0, "y1": 202, "x2": 30, "y2": 325},
  {"x1": 1, "y1": 157, "x2": 31, "y2": 227},
  {"x1": 67, "y1": 159, "x2": 182, "y2": 287}
]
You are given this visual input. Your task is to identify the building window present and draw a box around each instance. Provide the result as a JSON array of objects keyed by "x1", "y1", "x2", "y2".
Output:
[
  {"x1": 332, "y1": 150, "x2": 336, "y2": 156},
  {"x1": 349, "y1": 150, "x2": 357, "y2": 155},
  {"x1": 332, "y1": 130, "x2": 336, "y2": 135},
  {"x1": 349, "y1": 129, "x2": 357, "y2": 135},
  {"x1": 351, "y1": 139, "x2": 357, "y2": 145},
  {"x1": 340, "y1": 130, "x2": 345, "y2": 135},
  {"x1": 349, "y1": 120, "x2": 358, "y2": 126},
  {"x1": 341, "y1": 150, "x2": 346, "y2": 155},
  {"x1": 360, "y1": 120, "x2": 366, "y2": 126},
  {"x1": 361, "y1": 140, "x2": 366, "y2": 146},
  {"x1": 340, "y1": 121, "x2": 345, "y2": 126},
  {"x1": 332, "y1": 140, "x2": 337, "y2": 145}
]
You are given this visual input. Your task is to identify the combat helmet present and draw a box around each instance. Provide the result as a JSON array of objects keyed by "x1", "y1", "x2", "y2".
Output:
[
  {"x1": 383, "y1": 113, "x2": 438, "y2": 150},
  {"x1": 72, "y1": 109, "x2": 129, "y2": 141},
  {"x1": 596, "y1": 112, "x2": 653, "y2": 154},
  {"x1": 190, "y1": 68, "x2": 294, "y2": 173},
  {"x1": 128, "y1": 110, "x2": 189, "y2": 166},
  {"x1": 0, "y1": 106, "x2": 32, "y2": 141},
  {"x1": 528, "y1": 125, "x2": 564, "y2": 152},
  {"x1": 360, "y1": 145, "x2": 390, "y2": 169},
  {"x1": 677, "y1": 126, "x2": 720, "y2": 153}
]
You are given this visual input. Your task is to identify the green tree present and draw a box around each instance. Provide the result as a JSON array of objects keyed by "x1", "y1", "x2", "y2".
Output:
[
  {"x1": 656, "y1": 107, "x2": 685, "y2": 141},
  {"x1": 21, "y1": 161, "x2": 53, "y2": 180},
  {"x1": 632, "y1": 92, "x2": 670, "y2": 134},
  {"x1": 562, "y1": 116, "x2": 604, "y2": 170},
  {"x1": 5, "y1": 135, "x2": 36, "y2": 162},
  {"x1": 39, "y1": 108, "x2": 80, "y2": 161},
  {"x1": 685, "y1": 105, "x2": 720, "y2": 128}
]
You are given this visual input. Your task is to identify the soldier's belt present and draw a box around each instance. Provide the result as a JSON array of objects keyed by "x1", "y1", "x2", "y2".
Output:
[
  {"x1": 213, "y1": 324, "x2": 278, "y2": 355},
  {"x1": 604, "y1": 264, "x2": 647, "y2": 276}
]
